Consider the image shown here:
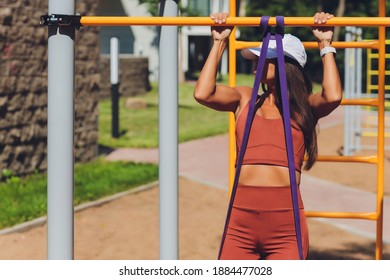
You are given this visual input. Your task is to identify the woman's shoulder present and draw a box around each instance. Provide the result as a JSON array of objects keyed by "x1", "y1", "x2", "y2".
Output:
[
  {"x1": 235, "y1": 85, "x2": 252, "y2": 94},
  {"x1": 234, "y1": 86, "x2": 252, "y2": 103},
  {"x1": 233, "y1": 86, "x2": 252, "y2": 117}
]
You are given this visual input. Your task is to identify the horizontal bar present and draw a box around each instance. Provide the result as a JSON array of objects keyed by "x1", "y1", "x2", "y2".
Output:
[
  {"x1": 341, "y1": 98, "x2": 378, "y2": 106},
  {"x1": 235, "y1": 40, "x2": 379, "y2": 50},
  {"x1": 367, "y1": 85, "x2": 390, "y2": 90},
  {"x1": 362, "y1": 132, "x2": 390, "y2": 137},
  {"x1": 79, "y1": 16, "x2": 390, "y2": 27},
  {"x1": 316, "y1": 155, "x2": 378, "y2": 163},
  {"x1": 305, "y1": 41, "x2": 379, "y2": 49},
  {"x1": 367, "y1": 70, "x2": 390, "y2": 75},
  {"x1": 367, "y1": 53, "x2": 390, "y2": 58},
  {"x1": 306, "y1": 211, "x2": 378, "y2": 220}
]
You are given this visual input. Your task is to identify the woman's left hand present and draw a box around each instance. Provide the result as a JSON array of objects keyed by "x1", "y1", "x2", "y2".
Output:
[{"x1": 312, "y1": 12, "x2": 334, "y2": 42}]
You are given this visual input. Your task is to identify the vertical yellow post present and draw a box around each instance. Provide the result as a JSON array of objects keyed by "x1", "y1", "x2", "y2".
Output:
[
  {"x1": 228, "y1": 0, "x2": 237, "y2": 194},
  {"x1": 375, "y1": 0, "x2": 385, "y2": 260}
]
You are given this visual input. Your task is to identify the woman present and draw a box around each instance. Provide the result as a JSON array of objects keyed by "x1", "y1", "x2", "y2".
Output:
[{"x1": 194, "y1": 12, "x2": 342, "y2": 260}]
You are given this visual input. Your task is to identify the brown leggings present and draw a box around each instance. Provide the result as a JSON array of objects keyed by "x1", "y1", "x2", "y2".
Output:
[{"x1": 219, "y1": 184, "x2": 309, "y2": 260}]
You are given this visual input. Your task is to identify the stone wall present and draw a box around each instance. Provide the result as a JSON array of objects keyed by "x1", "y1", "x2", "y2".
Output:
[
  {"x1": 99, "y1": 55, "x2": 150, "y2": 99},
  {"x1": 0, "y1": 0, "x2": 100, "y2": 177}
]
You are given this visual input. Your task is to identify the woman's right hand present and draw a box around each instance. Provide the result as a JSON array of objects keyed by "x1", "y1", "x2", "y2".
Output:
[
  {"x1": 210, "y1": 12, "x2": 233, "y2": 41},
  {"x1": 312, "y1": 12, "x2": 334, "y2": 42}
]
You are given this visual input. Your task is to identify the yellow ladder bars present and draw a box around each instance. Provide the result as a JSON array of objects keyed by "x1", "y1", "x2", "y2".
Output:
[
  {"x1": 365, "y1": 40, "x2": 390, "y2": 138},
  {"x1": 226, "y1": 1, "x2": 385, "y2": 260},
  {"x1": 367, "y1": 40, "x2": 390, "y2": 93},
  {"x1": 73, "y1": 8, "x2": 388, "y2": 259}
]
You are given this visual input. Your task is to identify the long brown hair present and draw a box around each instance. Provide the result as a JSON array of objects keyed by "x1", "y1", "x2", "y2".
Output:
[{"x1": 274, "y1": 57, "x2": 318, "y2": 170}]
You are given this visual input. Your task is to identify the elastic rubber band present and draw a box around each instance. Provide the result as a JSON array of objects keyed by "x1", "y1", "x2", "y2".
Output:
[{"x1": 275, "y1": 15, "x2": 303, "y2": 260}]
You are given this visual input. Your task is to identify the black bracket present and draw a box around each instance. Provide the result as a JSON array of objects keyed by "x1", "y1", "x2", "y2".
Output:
[{"x1": 40, "y1": 14, "x2": 82, "y2": 29}]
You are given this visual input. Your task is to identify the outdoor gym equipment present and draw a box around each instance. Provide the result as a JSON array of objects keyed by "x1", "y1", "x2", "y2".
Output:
[{"x1": 41, "y1": 0, "x2": 387, "y2": 260}]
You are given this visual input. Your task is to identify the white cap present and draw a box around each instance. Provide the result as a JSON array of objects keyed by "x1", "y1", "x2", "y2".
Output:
[{"x1": 241, "y1": 34, "x2": 307, "y2": 68}]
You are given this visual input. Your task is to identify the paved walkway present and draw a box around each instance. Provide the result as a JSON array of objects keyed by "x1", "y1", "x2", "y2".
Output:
[{"x1": 106, "y1": 106, "x2": 390, "y2": 244}]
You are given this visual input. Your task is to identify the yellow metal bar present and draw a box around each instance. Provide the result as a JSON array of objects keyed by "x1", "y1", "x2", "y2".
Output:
[
  {"x1": 367, "y1": 85, "x2": 390, "y2": 90},
  {"x1": 306, "y1": 211, "x2": 378, "y2": 220},
  {"x1": 317, "y1": 155, "x2": 378, "y2": 163},
  {"x1": 235, "y1": 40, "x2": 379, "y2": 50},
  {"x1": 367, "y1": 70, "x2": 390, "y2": 75},
  {"x1": 367, "y1": 53, "x2": 390, "y2": 58},
  {"x1": 362, "y1": 131, "x2": 390, "y2": 137},
  {"x1": 375, "y1": 0, "x2": 386, "y2": 260},
  {"x1": 341, "y1": 98, "x2": 378, "y2": 107},
  {"x1": 79, "y1": 16, "x2": 390, "y2": 27},
  {"x1": 228, "y1": 1, "x2": 237, "y2": 195}
]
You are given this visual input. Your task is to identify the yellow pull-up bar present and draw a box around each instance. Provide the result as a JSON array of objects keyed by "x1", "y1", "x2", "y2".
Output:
[
  {"x1": 236, "y1": 40, "x2": 380, "y2": 50},
  {"x1": 79, "y1": 16, "x2": 390, "y2": 27}
]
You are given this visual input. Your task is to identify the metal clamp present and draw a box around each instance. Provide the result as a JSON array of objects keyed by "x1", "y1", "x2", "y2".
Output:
[{"x1": 40, "y1": 14, "x2": 82, "y2": 29}]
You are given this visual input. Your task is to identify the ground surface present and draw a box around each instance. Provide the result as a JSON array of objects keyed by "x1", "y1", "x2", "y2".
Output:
[
  {"x1": 0, "y1": 108, "x2": 389, "y2": 260},
  {"x1": 0, "y1": 176, "x2": 389, "y2": 260}
]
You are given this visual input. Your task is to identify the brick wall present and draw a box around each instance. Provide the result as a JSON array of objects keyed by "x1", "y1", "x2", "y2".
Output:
[
  {"x1": 0, "y1": 0, "x2": 100, "y2": 176},
  {"x1": 99, "y1": 55, "x2": 150, "y2": 99}
]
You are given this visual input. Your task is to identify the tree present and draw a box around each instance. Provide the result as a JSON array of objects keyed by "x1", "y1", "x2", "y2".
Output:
[
  {"x1": 138, "y1": 0, "x2": 201, "y2": 16},
  {"x1": 334, "y1": 0, "x2": 345, "y2": 41},
  {"x1": 138, "y1": 0, "x2": 159, "y2": 16}
]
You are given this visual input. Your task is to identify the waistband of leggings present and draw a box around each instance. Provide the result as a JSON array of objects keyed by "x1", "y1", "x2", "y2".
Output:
[{"x1": 233, "y1": 184, "x2": 304, "y2": 211}]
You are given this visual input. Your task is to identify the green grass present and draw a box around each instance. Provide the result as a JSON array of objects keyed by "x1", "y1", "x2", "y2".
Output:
[
  {"x1": 98, "y1": 74, "x2": 323, "y2": 149},
  {"x1": 99, "y1": 80, "x2": 230, "y2": 148},
  {"x1": 0, "y1": 159, "x2": 158, "y2": 229}
]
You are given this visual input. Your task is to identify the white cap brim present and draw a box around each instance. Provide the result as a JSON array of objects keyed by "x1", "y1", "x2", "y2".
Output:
[
  {"x1": 240, "y1": 34, "x2": 307, "y2": 68},
  {"x1": 241, "y1": 47, "x2": 278, "y2": 60}
]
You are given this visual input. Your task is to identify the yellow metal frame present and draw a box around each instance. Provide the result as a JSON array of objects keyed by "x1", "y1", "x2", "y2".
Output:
[
  {"x1": 77, "y1": 2, "x2": 387, "y2": 260},
  {"x1": 227, "y1": 0, "x2": 385, "y2": 260}
]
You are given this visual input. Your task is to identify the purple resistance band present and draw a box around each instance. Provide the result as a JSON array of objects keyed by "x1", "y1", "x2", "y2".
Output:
[
  {"x1": 274, "y1": 16, "x2": 303, "y2": 260},
  {"x1": 218, "y1": 16, "x2": 303, "y2": 260}
]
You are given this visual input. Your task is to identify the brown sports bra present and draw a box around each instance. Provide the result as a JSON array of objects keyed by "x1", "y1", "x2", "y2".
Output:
[{"x1": 235, "y1": 102, "x2": 305, "y2": 172}]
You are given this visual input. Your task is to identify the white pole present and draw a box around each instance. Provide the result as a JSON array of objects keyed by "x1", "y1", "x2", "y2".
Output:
[
  {"x1": 344, "y1": 27, "x2": 352, "y2": 156},
  {"x1": 47, "y1": 0, "x2": 75, "y2": 259},
  {"x1": 110, "y1": 37, "x2": 119, "y2": 85},
  {"x1": 110, "y1": 37, "x2": 120, "y2": 138},
  {"x1": 356, "y1": 28, "x2": 363, "y2": 152},
  {"x1": 158, "y1": 0, "x2": 179, "y2": 260},
  {"x1": 350, "y1": 27, "x2": 356, "y2": 154}
]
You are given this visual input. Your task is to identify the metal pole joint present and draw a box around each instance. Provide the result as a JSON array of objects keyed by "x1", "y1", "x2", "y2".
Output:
[{"x1": 40, "y1": 14, "x2": 82, "y2": 29}]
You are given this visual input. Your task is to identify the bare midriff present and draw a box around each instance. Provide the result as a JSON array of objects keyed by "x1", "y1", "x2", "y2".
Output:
[{"x1": 239, "y1": 164, "x2": 301, "y2": 186}]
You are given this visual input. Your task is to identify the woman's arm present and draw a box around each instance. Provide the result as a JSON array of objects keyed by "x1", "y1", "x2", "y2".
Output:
[
  {"x1": 194, "y1": 13, "x2": 241, "y2": 112},
  {"x1": 309, "y1": 12, "x2": 343, "y2": 119}
]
